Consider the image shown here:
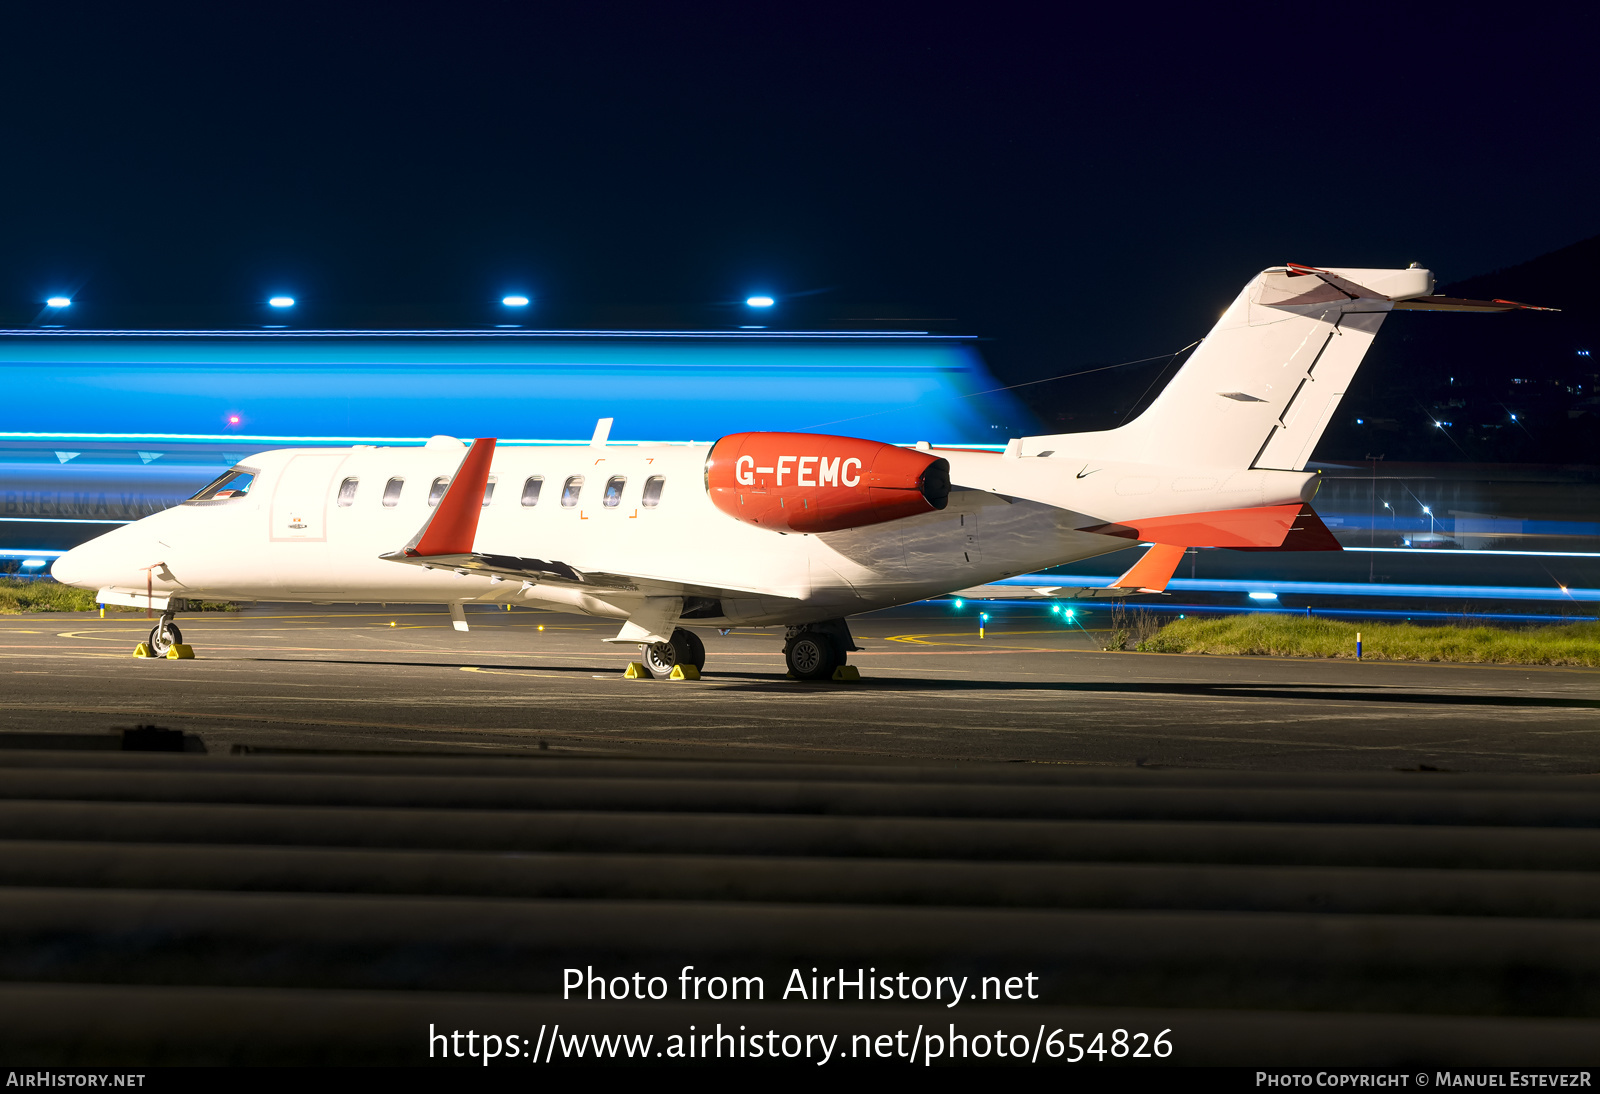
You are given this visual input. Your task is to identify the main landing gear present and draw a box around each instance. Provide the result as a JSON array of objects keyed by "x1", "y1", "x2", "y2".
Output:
[
  {"x1": 784, "y1": 619, "x2": 860, "y2": 682},
  {"x1": 640, "y1": 627, "x2": 706, "y2": 680},
  {"x1": 627, "y1": 621, "x2": 862, "y2": 682}
]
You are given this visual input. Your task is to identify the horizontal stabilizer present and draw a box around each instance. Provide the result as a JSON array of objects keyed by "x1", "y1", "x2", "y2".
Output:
[
  {"x1": 1015, "y1": 263, "x2": 1555, "y2": 477},
  {"x1": 1392, "y1": 296, "x2": 1559, "y2": 313}
]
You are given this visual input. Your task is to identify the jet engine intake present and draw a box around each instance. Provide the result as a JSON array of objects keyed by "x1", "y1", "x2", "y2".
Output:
[{"x1": 705, "y1": 432, "x2": 949, "y2": 533}]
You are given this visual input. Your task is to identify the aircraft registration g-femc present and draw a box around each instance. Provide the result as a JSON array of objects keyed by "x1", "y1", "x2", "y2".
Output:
[{"x1": 51, "y1": 265, "x2": 1551, "y2": 679}]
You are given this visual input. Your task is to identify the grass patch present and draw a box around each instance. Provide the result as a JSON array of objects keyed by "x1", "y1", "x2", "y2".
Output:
[
  {"x1": 0, "y1": 579, "x2": 240, "y2": 614},
  {"x1": 1138, "y1": 613, "x2": 1600, "y2": 667},
  {"x1": 0, "y1": 578, "x2": 114, "y2": 613}
]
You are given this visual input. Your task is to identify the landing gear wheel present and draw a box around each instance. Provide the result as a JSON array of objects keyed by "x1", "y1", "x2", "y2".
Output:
[
  {"x1": 785, "y1": 633, "x2": 840, "y2": 681},
  {"x1": 641, "y1": 627, "x2": 707, "y2": 679},
  {"x1": 147, "y1": 620, "x2": 183, "y2": 658}
]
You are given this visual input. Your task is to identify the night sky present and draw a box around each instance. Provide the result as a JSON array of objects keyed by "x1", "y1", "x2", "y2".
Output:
[{"x1": 4, "y1": 4, "x2": 1598, "y2": 412}]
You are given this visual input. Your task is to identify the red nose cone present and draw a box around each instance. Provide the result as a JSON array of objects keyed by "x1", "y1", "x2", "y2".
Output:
[{"x1": 705, "y1": 432, "x2": 949, "y2": 533}]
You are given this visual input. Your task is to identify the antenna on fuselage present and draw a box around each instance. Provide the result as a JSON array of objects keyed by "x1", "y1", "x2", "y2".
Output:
[{"x1": 590, "y1": 417, "x2": 614, "y2": 447}]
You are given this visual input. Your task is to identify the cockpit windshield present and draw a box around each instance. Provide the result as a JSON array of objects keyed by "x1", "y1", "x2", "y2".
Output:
[{"x1": 189, "y1": 468, "x2": 256, "y2": 502}]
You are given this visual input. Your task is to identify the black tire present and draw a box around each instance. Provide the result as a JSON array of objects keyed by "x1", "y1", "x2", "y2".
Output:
[
  {"x1": 147, "y1": 622, "x2": 183, "y2": 657},
  {"x1": 785, "y1": 633, "x2": 839, "y2": 681},
  {"x1": 674, "y1": 627, "x2": 706, "y2": 670},
  {"x1": 642, "y1": 628, "x2": 705, "y2": 679}
]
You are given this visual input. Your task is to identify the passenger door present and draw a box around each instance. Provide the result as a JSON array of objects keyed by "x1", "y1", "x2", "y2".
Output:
[{"x1": 270, "y1": 453, "x2": 346, "y2": 542}]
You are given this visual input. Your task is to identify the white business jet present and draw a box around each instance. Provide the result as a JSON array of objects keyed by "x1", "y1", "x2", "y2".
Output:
[{"x1": 51, "y1": 265, "x2": 1545, "y2": 679}]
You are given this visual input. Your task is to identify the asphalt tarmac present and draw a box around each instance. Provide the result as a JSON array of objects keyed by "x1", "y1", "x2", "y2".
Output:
[{"x1": 0, "y1": 602, "x2": 1596, "y2": 773}]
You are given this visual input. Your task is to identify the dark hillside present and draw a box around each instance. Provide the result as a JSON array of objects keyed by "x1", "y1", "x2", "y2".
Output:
[{"x1": 1320, "y1": 235, "x2": 1600, "y2": 464}]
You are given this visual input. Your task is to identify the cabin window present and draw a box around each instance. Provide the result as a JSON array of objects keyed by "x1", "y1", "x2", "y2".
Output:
[
  {"x1": 336, "y1": 477, "x2": 359, "y2": 507},
  {"x1": 641, "y1": 475, "x2": 665, "y2": 508},
  {"x1": 520, "y1": 475, "x2": 544, "y2": 507},
  {"x1": 428, "y1": 476, "x2": 449, "y2": 507},
  {"x1": 189, "y1": 468, "x2": 255, "y2": 502},
  {"x1": 482, "y1": 475, "x2": 497, "y2": 507},
  {"x1": 560, "y1": 475, "x2": 584, "y2": 507},
  {"x1": 603, "y1": 475, "x2": 626, "y2": 507},
  {"x1": 382, "y1": 477, "x2": 404, "y2": 507}
]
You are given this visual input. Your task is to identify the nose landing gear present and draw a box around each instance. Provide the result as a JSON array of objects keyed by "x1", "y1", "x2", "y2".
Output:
[
  {"x1": 640, "y1": 627, "x2": 706, "y2": 680},
  {"x1": 148, "y1": 616, "x2": 184, "y2": 657},
  {"x1": 136, "y1": 610, "x2": 193, "y2": 659}
]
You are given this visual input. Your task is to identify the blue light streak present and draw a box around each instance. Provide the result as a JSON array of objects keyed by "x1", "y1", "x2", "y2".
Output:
[
  {"x1": 941, "y1": 599, "x2": 1596, "y2": 624},
  {"x1": 268, "y1": 297, "x2": 295, "y2": 308},
  {"x1": 0, "y1": 329, "x2": 956, "y2": 339},
  {"x1": 992, "y1": 575, "x2": 1600, "y2": 603},
  {"x1": 1102, "y1": 603, "x2": 1598, "y2": 624},
  {"x1": 1344, "y1": 546, "x2": 1600, "y2": 559}
]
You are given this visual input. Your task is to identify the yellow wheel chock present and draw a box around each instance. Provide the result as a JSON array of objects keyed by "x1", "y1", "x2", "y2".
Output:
[
  {"x1": 831, "y1": 665, "x2": 861, "y2": 682},
  {"x1": 668, "y1": 664, "x2": 701, "y2": 681},
  {"x1": 133, "y1": 643, "x2": 153, "y2": 658},
  {"x1": 166, "y1": 644, "x2": 195, "y2": 660},
  {"x1": 623, "y1": 662, "x2": 648, "y2": 679}
]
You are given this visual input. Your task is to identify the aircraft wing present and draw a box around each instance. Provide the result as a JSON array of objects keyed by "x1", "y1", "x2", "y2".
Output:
[
  {"x1": 948, "y1": 543, "x2": 1187, "y2": 601},
  {"x1": 378, "y1": 438, "x2": 800, "y2": 602},
  {"x1": 380, "y1": 548, "x2": 800, "y2": 601},
  {"x1": 947, "y1": 583, "x2": 1144, "y2": 601}
]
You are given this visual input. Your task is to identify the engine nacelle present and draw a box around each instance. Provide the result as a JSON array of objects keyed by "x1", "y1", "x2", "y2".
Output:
[{"x1": 705, "y1": 432, "x2": 950, "y2": 533}]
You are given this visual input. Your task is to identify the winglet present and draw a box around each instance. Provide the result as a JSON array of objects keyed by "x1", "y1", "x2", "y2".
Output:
[
  {"x1": 403, "y1": 438, "x2": 497, "y2": 557},
  {"x1": 1109, "y1": 543, "x2": 1186, "y2": 593}
]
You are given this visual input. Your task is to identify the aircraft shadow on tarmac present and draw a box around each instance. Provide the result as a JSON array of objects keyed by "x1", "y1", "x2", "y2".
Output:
[{"x1": 243, "y1": 657, "x2": 1600, "y2": 709}]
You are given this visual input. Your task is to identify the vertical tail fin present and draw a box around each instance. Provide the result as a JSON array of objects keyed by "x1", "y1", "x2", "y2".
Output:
[{"x1": 1022, "y1": 265, "x2": 1434, "y2": 470}]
